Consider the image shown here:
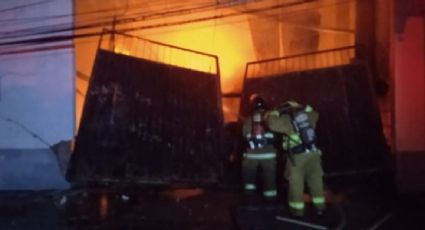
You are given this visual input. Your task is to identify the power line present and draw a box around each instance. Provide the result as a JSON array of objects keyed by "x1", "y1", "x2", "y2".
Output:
[
  {"x1": 0, "y1": 0, "x2": 355, "y2": 53},
  {"x1": 0, "y1": 0, "x2": 315, "y2": 47},
  {"x1": 0, "y1": 0, "x2": 54, "y2": 13},
  {"x1": 0, "y1": 0, "x2": 262, "y2": 40},
  {"x1": 0, "y1": 43, "x2": 73, "y2": 55},
  {"x1": 122, "y1": 0, "x2": 316, "y2": 33},
  {"x1": 0, "y1": 0, "x2": 222, "y2": 36},
  {"x1": 0, "y1": 0, "x2": 205, "y2": 24}
]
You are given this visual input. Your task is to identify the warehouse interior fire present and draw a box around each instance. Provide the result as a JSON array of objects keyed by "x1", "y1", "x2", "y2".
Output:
[{"x1": 0, "y1": 0, "x2": 424, "y2": 229}]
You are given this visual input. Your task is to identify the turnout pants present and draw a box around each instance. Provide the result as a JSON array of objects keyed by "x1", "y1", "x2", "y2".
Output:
[
  {"x1": 242, "y1": 152, "x2": 277, "y2": 199},
  {"x1": 285, "y1": 150, "x2": 325, "y2": 216}
]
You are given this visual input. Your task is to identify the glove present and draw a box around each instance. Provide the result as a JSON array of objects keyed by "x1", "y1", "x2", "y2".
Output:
[
  {"x1": 304, "y1": 104, "x2": 313, "y2": 112},
  {"x1": 287, "y1": 101, "x2": 301, "y2": 107}
]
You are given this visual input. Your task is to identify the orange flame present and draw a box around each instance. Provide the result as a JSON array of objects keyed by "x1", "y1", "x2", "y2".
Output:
[{"x1": 144, "y1": 19, "x2": 255, "y2": 93}]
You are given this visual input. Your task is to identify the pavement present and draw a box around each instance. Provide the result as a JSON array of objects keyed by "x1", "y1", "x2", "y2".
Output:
[{"x1": 0, "y1": 171, "x2": 424, "y2": 230}]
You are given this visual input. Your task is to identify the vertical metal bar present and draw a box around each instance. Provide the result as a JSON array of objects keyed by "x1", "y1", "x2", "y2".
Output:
[
  {"x1": 141, "y1": 41, "x2": 145, "y2": 59},
  {"x1": 167, "y1": 47, "x2": 171, "y2": 66},
  {"x1": 135, "y1": 39, "x2": 140, "y2": 58},
  {"x1": 130, "y1": 37, "x2": 136, "y2": 55},
  {"x1": 110, "y1": 17, "x2": 116, "y2": 51}
]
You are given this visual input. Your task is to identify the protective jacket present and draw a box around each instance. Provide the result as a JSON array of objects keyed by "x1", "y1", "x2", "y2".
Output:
[
  {"x1": 266, "y1": 104, "x2": 325, "y2": 217},
  {"x1": 241, "y1": 115, "x2": 277, "y2": 199}
]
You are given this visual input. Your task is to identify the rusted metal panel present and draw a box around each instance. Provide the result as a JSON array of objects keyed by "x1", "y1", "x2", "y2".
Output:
[
  {"x1": 67, "y1": 50, "x2": 224, "y2": 185},
  {"x1": 240, "y1": 63, "x2": 390, "y2": 173}
]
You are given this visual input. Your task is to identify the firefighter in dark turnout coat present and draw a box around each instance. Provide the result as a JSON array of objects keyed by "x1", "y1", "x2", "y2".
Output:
[{"x1": 241, "y1": 95, "x2": 277, "y2": 201}]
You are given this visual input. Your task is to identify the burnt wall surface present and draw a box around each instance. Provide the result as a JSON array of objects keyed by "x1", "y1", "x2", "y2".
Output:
[
  {"x1": 67, "y1": 50, "x2": 224, "y2": 185},
  {"x1": 240, "y1": 63, "x2": 390, "y2": 173}
]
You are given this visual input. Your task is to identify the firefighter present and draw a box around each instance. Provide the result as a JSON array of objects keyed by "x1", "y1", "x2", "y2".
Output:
[
  {"x1": 241, "y1": 95, "x2": 277, "y2": 203},
  {"x1": 266, "y1": 101, "x2": 326, "y2": 217}
]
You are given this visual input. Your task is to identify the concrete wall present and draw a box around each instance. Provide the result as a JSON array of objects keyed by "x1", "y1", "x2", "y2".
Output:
[
  {"x1": 0, "y1": 149, "x2": 69, "y2": 190},
  {"x1": 0, "y1": 0, "x2": 74, "y2": 190}
]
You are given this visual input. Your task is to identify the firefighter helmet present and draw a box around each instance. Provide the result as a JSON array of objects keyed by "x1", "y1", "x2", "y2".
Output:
[{"x1": 249, "y1": 94, "x2": 267, "y2": 112}]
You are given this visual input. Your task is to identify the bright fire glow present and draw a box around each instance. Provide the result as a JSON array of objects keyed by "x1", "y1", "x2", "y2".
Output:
[
  {"x1": 144, "y1": 19, "x2": 255, "y2": 93},
  {"x1": 114, "y1": 45, "x2": 130, "y2": 55},
  {"x1": 76, "y1": 20, "x2": 254, "y2": 129}
]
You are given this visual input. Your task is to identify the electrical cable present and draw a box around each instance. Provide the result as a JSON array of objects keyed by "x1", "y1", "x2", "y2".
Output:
[
  {"x1": 0, "y1": 0, "x2": 315, "y2": 47},
  {"x1": 3, "y1": 0, "x2": 354, "y2": 41},
  {"x1": 0, "y1": 0, "x2": 225, "y2": 36},
  {"x1": 0, "y1": 0, "x2": 266, "y2": 40},
  {"x1": 0, "y1": 0, "x2": 54, "y2": 13},
  {"x1": 0, "y1": 0, "x2": 355, "y2": 55}
]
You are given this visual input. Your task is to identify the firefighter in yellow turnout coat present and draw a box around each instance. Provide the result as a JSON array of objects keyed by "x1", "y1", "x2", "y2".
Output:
[{"x1": 266, "y1": 101, "x2": 326, "y2": 217}]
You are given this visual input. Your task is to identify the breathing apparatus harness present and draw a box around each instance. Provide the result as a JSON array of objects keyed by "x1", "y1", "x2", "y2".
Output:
[
  {"x1": 278, "y1": 102, "x2": 318, "y2": 154},
  {"x1": 246, "y1": 95, "x2": 274, "y2": 150},
  {"x1": 290, "y1": 108, "x2": 317, "y2": 152},
  {"x1": 247, "y1": 112, "x2": 274, "y2": 150}
]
